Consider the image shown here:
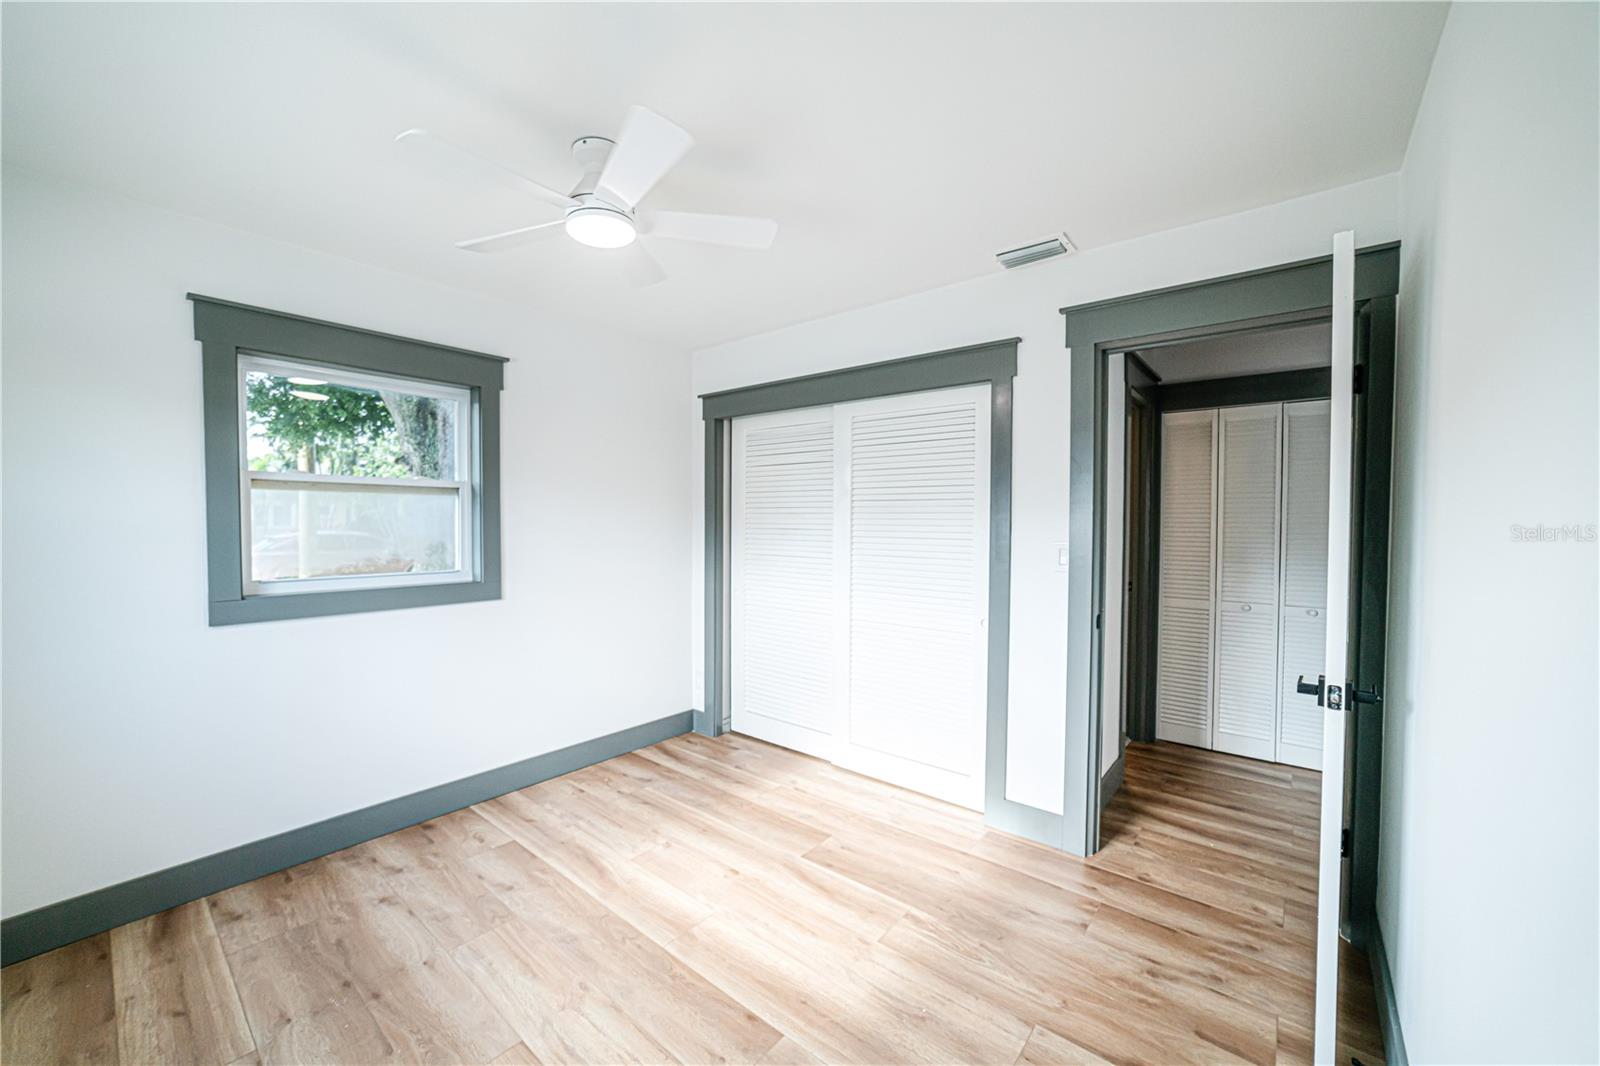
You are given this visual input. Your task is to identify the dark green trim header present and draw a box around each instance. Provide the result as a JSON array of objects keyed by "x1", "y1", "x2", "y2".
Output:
[
  {"x1": 190, "y1": 295, "x2": 508, "y2": 385},
  {"x1": 700, "y1": 338, "x2": 1019, "y2": 420},
  {"x1": 1155, "y1": 367, "x2": 1332, "y2": 411},
  {"x1": 192, "y1": 295, "x2": 504, "y2": 626}
]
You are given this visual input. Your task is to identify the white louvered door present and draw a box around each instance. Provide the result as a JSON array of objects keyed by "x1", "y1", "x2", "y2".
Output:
[
  {"x1": 1278, "y1": 400, "x2": 1331, "y2": 769},
  {"x1": 832, "y1": 385, "x2": 990, "y2": 810},
  {"x1": 730, "y1": 407, "x2": 837, "y2": 759},
  {"x1": 1213, "y1": 404, "x2": 1283, "y2": 761},
  {"x1": 1155, "y1": 409, "x2": 1217, "y2": 748}
]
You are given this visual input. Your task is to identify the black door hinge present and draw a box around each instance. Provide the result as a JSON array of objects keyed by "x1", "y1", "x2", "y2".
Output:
[
  {"x1": 1353, "y1": 364, "x2": 1367, "y2": 394},
  {"x1": 1340, "y1": 828, "x2": 1351, "y2": 859}
]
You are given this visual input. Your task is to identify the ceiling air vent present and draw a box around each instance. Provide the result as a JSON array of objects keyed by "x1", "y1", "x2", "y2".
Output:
[{"x1": 996, "y1": 233, "x2": 1076, "y2": 270}]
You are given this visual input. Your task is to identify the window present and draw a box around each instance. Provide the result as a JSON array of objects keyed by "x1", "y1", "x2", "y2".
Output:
[
  {"x1": 239, "y1": 355, "x2": 473, "y2": 595},
  {"x1": 195, "y1": 296, "x2": 504, "y2": 625}
]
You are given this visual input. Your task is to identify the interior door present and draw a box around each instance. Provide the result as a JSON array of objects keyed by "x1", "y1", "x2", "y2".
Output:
[
  {"x1": 1313, "y1": 231, "x2": 1357, "y2": 1063},
  {"x1": 729, "y1": 406, "x2": 837, "y2": 759},
  {"x1": 833, "y1": 384, "x2": 990, "y2": 810}
]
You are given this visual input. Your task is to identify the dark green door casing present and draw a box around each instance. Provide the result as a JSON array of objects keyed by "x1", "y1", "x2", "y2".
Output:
[{"x1": 1059, "y1": 244, "x2": 1400, "y2": 857}]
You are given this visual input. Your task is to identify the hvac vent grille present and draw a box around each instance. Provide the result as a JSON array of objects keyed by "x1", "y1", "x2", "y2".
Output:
[{"x1": 995, "y1": 234, "x2": 1075, "y2": 269}]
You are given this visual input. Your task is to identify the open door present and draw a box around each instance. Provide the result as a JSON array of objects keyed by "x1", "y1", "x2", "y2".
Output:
[{"x1": 1311, "y1": 229, "x2": 1354, "y2": 1064}]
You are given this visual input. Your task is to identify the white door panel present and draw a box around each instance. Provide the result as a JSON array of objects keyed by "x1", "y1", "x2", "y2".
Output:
[
  {"x1": 1155, "y1": 409, "x2": 1217, "y2": 747},
  {"x1": 834, "y1": 385, "x2": 990, "y2": 810},
  {"x1": 1213, "y1": 603, "x2": 1279, "y2": 759},
  {"x1": 1313, "y1": 229, "x2": 1356, "y2": 1064},
  {"x1": 1279, "y1": 399, "x2": 1332, "y2": 769},
  {"x1": 1278, "y1": 607, "x2": 1327, "y2": 769},
  {"x1": 1213, "y1": 404, "x2": 1282, "y2": 761},
  {"x1": 730, "y1": 408, "x2": 837, "y2": 759}
]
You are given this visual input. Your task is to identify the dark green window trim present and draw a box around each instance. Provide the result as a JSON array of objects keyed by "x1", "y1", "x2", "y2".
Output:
[{"x1": 192, "y1": 295, "x2": 506, "y2": 626}]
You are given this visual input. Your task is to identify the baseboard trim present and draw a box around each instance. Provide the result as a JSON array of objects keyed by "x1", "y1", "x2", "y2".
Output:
[
  {"x1": 1099, "y1": 752, "x2": 1126, "y2": 809},
  {"x1": 1368, "y1": 920, "x2": 1409, "y2": 1065},
  {"x1": 0, "y1": 710, "x2": 693, "y2": 967}
]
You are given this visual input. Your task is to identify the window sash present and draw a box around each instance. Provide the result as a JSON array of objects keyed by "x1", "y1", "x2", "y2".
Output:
[{"x1": 236, "y1": 354, "x2": 476, "y2": 598}]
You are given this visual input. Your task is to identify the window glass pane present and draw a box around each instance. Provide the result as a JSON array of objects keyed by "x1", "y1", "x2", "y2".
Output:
[
  {"x1": 245, "y1": 367, "x2": 460, "y2": 480},
  {"x1": 249, "y1": 484, "x2": 458, "y2": 582}
]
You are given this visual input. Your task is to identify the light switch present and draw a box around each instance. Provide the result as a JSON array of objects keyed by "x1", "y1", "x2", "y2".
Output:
[{"x1": 1056, "y1": 545, "x2": 1070, "y2": 570}]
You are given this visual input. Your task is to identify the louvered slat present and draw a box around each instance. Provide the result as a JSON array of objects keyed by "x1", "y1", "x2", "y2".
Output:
[
  {"x1": 1282, "y1": 400, "x2": 1331, "y2": 608},
  {"x1": 1218, "y1": 405, "x2": 1282, "y2": 605},
  {"x1": 1213, "y1": 405, "x2": 1281, "y2": 761},
  {"x1": 837, "y1": 389, "x2": 988, "y2": 810},
  {"x1": 1155, "y1": 410, "x2": 1216, "y2": 747},
  {"x1": 1215, "y1": 604, "x2": 1279, "y2": 752},
  {"x1": 730, "y1": 410, "x2": 836, "y2": 757},
  {"x1": 1276, "y1": 399, "x2": 1331, "y2": 767},
  {"x1": 1278, "y1": 608, "x2": 1327, "y2": 768}
]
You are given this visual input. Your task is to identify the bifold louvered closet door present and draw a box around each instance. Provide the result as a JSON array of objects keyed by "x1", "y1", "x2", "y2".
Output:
[
  {"x1": 730, "y1": 385, "x2": 990, "y2": 809},
  {"x1": 1214, "y1": 404, "x2": 1283, "y2": 761},
  {"x1": 1277, "y1": 400, "x2": 1331, "y2": 769},
  {"x1": 1156, "y1": 400, "x2": 1329, "y2": 766},
  {"x1": 1155, "y1": 410, "x2": 1218, "y2": 747}
]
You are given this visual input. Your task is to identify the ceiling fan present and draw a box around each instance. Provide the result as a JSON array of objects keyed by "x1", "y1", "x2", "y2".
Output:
[{"x1": 396, "y1": 106, "x2": 777, "y2": 285}]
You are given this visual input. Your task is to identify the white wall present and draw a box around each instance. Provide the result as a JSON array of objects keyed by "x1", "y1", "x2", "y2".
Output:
[
  {"x1": 691, "y1": 176, "x2": 1400, "y2": 817},
  {"x1": 0, "y1": 168, "x2": 693, "y2": 918},
  {"x1": 1380, "y1": 5, "x2": 1599, "y2": 1061}
]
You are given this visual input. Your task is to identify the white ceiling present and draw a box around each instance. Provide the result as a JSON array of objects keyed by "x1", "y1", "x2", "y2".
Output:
[
  {"x1": 1138, "y1": 321, "x2": 1331, "y2": 383},
  {"x1": 1, "y1": 3, "x2": 1446, "y2": 350}
]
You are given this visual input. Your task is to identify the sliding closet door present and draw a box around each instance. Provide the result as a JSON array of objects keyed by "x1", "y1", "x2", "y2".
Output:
[
  {"x1": 1213, "y1": 403, "x2": 1283, "y2": 761},
  {"x1": 1277, "y1": 399, "x2": 1331, "y2": 769},
  {"x1": 833, "y1": 385, "x2": 990, "y2": 810},
  {"x1": 730, "y1": 407, "x2": 837, "y2": 758},
  {"x1": 1155, "y1": 409, "x2": 1217, "y2": 748}
]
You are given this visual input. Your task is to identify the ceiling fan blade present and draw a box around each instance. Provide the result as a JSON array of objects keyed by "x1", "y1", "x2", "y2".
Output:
[
  {"x1": 615, "y1": 242, "x2": 667, "y2": 288},
  {"x1": 455, "y1": 219, "x2": 565, "y2": 253},
  {"x1": 646, "y1": 210, "x2": 778, "y2": 250},
  {"x1": 595, "y1": 106, "x2": 694, "y2": 210},
  {"x1": 396, "y1": 129, "x2": 576, "y2": 210}
]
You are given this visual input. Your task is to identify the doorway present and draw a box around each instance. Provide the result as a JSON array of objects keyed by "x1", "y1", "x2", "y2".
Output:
[{"x1": 1063, "y1": 242, "x2": 1400, "y2": 1062}]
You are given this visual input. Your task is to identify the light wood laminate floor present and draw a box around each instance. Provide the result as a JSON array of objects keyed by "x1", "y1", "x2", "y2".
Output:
[{"x1": 2, "y1": 735, "x2": 1385, "y2": 1065}]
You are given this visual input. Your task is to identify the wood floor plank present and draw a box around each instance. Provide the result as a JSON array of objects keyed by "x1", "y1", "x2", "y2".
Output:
[
  {"x1": 3, "y1": 733, "x2": 1392, "y2": 1066},
  {"x1": 206, "y1": 859, "x2": 350, "y2": 957},
  {"x1": 475, "y1": 789, "x2": 715, "y2": 946},
  {"x1": 1014, "y1": 1024, "x2": 1113, "y2": 1065},
  {"x1": 463, "y1": 841, "x2": 783, "y2": 1065},
  {"x1": 1, "y1": 933, "x2": 119, "y2": 1065},
  {"x1": 489, "y1": 1042, "x2": 543, "y2": 1066},
  {"x1": 109, "y1": 901, "x2": 254, "y2": 1066},
  {"x1": 227, "y1": 920, "x2": 396, "y2": 1066}
]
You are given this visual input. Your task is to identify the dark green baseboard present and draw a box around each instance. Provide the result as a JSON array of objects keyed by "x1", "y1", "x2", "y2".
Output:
[
  {"x1": 0, "y1": 711, "x2": 693, "y2": 967},
  {"x1": 1099, "y1": 752, "x2": 1126, "y2": 809},
  {"x1": 1368, "y1": 920, "x2": 1409, "y2": 1065}
]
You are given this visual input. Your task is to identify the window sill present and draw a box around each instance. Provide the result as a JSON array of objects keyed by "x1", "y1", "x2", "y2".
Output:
[{"x1": 208, "y1": 579, "x2": 501, "y2": 626}]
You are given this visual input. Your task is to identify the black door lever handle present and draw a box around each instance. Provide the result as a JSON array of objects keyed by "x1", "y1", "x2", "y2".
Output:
[{"x1": 1296, "y1": 674, "x2": 1326, "y2": 707}]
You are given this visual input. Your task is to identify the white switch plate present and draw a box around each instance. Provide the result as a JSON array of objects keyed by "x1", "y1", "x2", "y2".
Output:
[{"x1": 1056, "y1": 544, "x2": 1070, "y2": 570}]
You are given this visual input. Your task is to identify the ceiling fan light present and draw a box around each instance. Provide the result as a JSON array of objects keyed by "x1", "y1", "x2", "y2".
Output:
[{"x1": 565, "y1": 207, "x2": 636, "y2": 249}]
